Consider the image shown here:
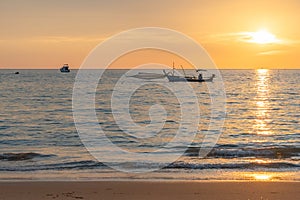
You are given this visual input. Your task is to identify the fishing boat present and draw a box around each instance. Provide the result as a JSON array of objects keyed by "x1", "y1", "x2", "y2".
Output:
[
  {"x1": 163, "y1": 63, "x2": 215, "y2": 82},
  {"x1": 60, "y1": 64, "x2": 70, "y2": 73},
  {"x1": 128, "y1": 62, "x2": 215, "y2": 82}
]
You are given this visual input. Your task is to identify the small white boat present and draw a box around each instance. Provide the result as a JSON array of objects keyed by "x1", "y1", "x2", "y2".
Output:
[{"x1": 60, "y1": 64, "x2": 70, "y2": 73}]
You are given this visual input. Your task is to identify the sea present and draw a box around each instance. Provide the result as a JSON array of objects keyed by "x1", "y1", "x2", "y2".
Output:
[{"x1": 0, "y1": 69, "x2": 299, "y2": 181}]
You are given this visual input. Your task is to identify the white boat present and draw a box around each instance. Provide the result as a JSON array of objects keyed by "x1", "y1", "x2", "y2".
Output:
[{"x1": 60, "y1": 64, "x2": 70, "y2": 73}]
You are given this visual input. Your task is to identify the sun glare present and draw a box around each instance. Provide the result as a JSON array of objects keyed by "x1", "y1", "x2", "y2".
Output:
[
  {"x1": 249, "y1": 29, "x2": 279, "y2": 44},
  {"x1": 253, "y1": 174, "x2": 272, "y2": 181}
]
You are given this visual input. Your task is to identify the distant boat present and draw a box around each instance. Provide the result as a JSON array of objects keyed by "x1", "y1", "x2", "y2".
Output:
[
  {"x1": 14, "y1": 72, "x2": 19, "y2": 74},
  {"x1": 60, "y1": 64, "x2": 70, "y2": 73}
]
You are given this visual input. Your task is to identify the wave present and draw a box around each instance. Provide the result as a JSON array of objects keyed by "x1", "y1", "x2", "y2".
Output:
[
  {"x1": 185, "y1": 147, "x2": 300, "y2": 159},
  {"x1": 0, "y1": 147, "x2": 299, "y2": 172},
  {"x1": 0, "y1": 160, "x2": 105, "y2": 172},
  {"x1": 0, "y1": 152, "x2": 54, "y2": 161},
  {"x1": 165, "y1": 161, "x2": 300, "y2": 170},
  {"x1": 0, "y1": 158, "x2": 298, "y2": 172}
]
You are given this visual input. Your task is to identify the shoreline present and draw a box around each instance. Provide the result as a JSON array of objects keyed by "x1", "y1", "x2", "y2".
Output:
[
  {"x1": 1, "y1": 169, "x2": 299, "y2": 182},
  {"x1": 1, "y1": 179, "x2": 300, "y2": 182},
  {"x1": 0, "y1": 181, "x2": 299, "y2": 200}
]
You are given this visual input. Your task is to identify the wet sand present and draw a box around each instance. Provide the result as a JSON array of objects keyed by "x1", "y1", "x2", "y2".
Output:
[{"x1": 0, "y1": 181, "x2": 299, "y2": 200}]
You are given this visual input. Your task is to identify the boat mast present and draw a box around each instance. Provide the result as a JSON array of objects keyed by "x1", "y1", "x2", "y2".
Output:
[
  {"x1": 180, "y1": 65, "x2": 187, "y2": 77},
  {"x1": 172, "y1": 61, "x2": 175, "y2": 76}
]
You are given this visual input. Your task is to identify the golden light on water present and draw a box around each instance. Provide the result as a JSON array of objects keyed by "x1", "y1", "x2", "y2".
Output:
[
  {"x1": 252, "y1": 159, "x2": 270, "y2": 164},
  {"x1": 253, "y1": 174, "x2": 272, "y2": 180},
  {"x1": 240, "y1": 171, "x2": 296, "y2": 181},
  {"x1": 257, "y1": 68, "x2": 269, "y2": 74},
  {"x1": 253, "y1": 69, "x2": 273, "y2": 135},
  {"x1": 243, "y1": 171, "x2": 277, "y2": 181}
]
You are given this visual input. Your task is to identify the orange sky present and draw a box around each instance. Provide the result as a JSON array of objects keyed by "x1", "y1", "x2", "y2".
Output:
[{"x1": 0, "y1": 0, "x2": 300, "y2": 69}]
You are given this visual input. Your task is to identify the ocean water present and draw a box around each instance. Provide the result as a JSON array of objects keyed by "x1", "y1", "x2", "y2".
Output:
[{"x1": 0, "y1": 69, "x2": 299, "y2": 181}]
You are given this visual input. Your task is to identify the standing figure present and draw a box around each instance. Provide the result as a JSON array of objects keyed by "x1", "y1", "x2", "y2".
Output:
[{"x1": 198, "y1": 73, "x2": 203, "y2": 81}]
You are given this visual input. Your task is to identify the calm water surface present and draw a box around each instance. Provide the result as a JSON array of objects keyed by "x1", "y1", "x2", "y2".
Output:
[{"x1": 0, "y1": 69, "x2": 299, "y2": 180}]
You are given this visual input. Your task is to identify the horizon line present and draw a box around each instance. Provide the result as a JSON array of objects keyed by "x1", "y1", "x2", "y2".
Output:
[{"x1": 1, "y1": 68, "x2": 300, "y2": 70}]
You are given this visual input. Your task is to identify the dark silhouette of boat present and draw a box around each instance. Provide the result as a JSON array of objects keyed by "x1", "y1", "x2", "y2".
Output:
[
  {"x1": 60, "y1": 64, "x2": 70, "y2": 73},
  {"x1": 128, "y1": 62, "x2": 216, "y2": 82},
  {"x1": 163, "y1": 63, "x2": 215, "y2": 82},
  {"x1": 184, "y1": 74, "x2": 215, "y2": 82}
]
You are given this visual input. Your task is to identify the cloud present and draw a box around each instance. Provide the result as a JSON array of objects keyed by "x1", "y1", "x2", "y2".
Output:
[
  {"x1": 202, "y1": 31, "x2": 296, "y2": 46},
  {"x1": 34, "y1": 36, "x2": 104, "y2": 43},
  {"x1": 0, "y1": 36, "x2": 105, "y2": 44},
  {"x1": 257, "y1": 50, "x2": 287, "y2": 56}
]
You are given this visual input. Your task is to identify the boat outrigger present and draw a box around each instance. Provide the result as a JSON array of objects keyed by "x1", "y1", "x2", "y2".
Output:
[
  {"x1": 128, "y1": 72, "x2": 166, "y2": 80},
  {"x1": 60, "y1": 64, "x2": 70, "y2": 73}
]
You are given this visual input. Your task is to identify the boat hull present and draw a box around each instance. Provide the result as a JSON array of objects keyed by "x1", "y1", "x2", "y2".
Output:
[
  {"x1": 166, "y1": 76, "x2": 214, "y2": 82},
  {"x1": 185, "y1": 77, "x2": 214, "y2": 82},
  {"x1": 60, "y1": 69, "x2": 70, "y2": 73},
  {"x1": 163, "y1": 69, "x2": 215, "y2": 82}
]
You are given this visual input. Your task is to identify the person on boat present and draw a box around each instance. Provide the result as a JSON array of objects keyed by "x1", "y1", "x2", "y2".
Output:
[{"x1": 198, "y1": 73, "x2": 203, "y2": 81}]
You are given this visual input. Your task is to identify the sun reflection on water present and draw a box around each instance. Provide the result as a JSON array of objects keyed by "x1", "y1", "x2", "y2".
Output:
[
  {"x1": 253, "y1": 69, "x2": 273, "y2": 135},
  {"x1": 252, "y1": 159, "x2": 270, "y2": 164},
  {"x1": 252, "y1": 173, "x2": 272, "y2": 181}
]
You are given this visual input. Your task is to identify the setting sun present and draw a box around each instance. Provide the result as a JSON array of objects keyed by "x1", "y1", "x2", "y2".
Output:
[{"x1": 249, "y1": 29, "x2": 279, "y2": 44}]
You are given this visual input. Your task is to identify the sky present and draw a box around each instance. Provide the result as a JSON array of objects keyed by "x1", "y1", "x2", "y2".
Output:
[{"x1": 1, "y1": 0, "x2": 300, "y2": 69}]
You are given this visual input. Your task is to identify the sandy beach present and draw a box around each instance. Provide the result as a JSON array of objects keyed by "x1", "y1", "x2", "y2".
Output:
[{"x1": 0, "y1": 181, "x2": 299, "y2": 200}]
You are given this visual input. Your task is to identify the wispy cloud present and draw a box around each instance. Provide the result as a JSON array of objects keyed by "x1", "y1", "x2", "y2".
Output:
[
  {"x1": 257, "y1": 50, "x2": 287, "y2": 56},
  {"x1": 203, "y1": 31, "x2": 296, "y2": 46},
  {"x1": 0, "y1": 36, "x2": 105, "y2": 44},
  {"x1": 34, "y1": 36, "x2": 105, "y2": 43}
]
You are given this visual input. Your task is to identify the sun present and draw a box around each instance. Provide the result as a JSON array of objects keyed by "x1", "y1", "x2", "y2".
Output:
[{"x1": 249, "y1": 29, "x2": 279, "y2": 44}]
